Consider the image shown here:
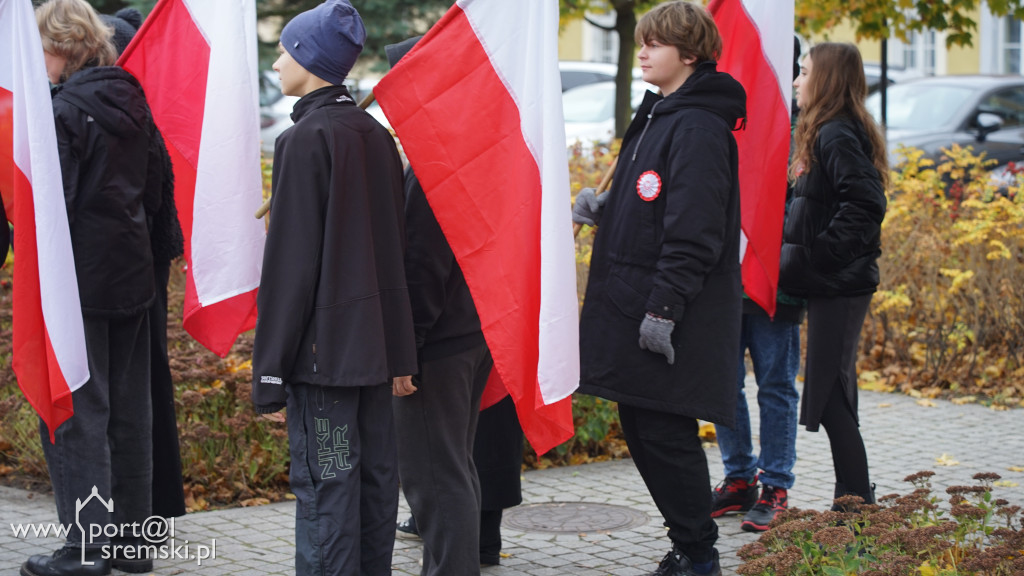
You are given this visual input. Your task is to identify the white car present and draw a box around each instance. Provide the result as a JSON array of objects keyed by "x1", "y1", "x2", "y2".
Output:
[{"x1": 562, "y1": 79, "x2": 657, "y2": 149}]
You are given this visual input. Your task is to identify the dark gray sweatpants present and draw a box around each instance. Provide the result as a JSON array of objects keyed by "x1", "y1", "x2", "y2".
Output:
[
  {"x1": 393, "y1": 344, "x2": 492, "y2": 576},
  {"x1": 286, "y1": 382, "x2": 398, "y2": 576},
  {"x1": 41, "y1": 312, "x2": 152, "y2": 547}
]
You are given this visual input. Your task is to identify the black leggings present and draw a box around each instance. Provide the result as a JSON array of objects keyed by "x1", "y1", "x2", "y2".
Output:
[{"x1": 820, "y1": 382, "x2": 872, "y2": 501}]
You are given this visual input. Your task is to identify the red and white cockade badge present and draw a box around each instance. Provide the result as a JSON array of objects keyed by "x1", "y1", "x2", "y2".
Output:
[{"x1": 636, "y1": 170, "x2": 662, "y2": 201}]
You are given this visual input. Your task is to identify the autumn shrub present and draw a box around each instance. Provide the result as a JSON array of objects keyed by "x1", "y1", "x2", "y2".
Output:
[
  {"x1": 737, "y1": 471, "x2": 1024, "y2": 576},
  {"x1": 0, "y1": 263, "x2": 291, "y2": 509},
  {"x1": 863, "y1": 145, "x2": 1024, "y2": 406}
]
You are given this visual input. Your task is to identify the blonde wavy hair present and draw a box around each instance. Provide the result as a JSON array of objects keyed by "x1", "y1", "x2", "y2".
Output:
[{"x1": 36, "y1": 0, "x2": 116, "y2": 83}]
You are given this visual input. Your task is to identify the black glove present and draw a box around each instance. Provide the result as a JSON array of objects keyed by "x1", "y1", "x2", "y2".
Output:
[
  {"x1": 571, "y1": 187, "x2": 608, "y2": 227},
  {"x1": 638, "y1": 312, "x2": 675, "y2": 365}
]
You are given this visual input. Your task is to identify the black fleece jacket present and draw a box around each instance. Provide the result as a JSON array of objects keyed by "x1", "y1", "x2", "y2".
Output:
[{"x1": 252, "y1": 86, "x2": 417, "y2": 413}]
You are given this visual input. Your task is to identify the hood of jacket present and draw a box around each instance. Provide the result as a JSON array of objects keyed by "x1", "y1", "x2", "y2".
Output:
[
  {"x1": 628, "y1": 62, "x2": 746, "y2": 142},
  {"x1": 53, "y1": 67, "x2": 150, "y2": 138}
]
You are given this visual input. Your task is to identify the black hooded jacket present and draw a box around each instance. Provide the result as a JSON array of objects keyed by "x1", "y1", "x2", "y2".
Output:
[
  {"x1": 52, "y1": 66, "x2": 161, "y2": 318},
  {"x1": 252, "y1": 86, "x2": 418, "y2": 413},
  {"x1": 578, "y1": 62, "x2": 746, "y2": 426}
]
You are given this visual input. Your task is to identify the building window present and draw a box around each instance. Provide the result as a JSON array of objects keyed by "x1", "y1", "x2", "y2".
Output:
[
  {"x1": 585, "y1": 11, "x2": 617, "y2": 64},
  {"x1": 1004, "y1": 17, "x2": 1022, "y2": 74},
  {"x1": 900, "y1": 30, "x2": 937, "y2": 75}
]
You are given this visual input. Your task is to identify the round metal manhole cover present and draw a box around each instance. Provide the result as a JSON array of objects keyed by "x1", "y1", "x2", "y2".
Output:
[{"x1": 503, "y1": 502, "x2": 649, "y2": 534}]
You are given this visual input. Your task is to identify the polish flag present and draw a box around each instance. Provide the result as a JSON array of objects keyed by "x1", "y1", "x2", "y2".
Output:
[
  {"x1": 120, "y1": 0, "x2": 264, "y2": 357},
  {"x1": 0, "y1": 0, "x2": 90, "y2": 440},
  {"x1": 375, "y1": 0, "x2": 579, "y2": 455},
  {"x1": 709, "y1": 0, "x2": 794, "y2": 317}
]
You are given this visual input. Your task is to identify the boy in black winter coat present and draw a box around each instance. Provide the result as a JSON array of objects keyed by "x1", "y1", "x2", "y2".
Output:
[
  {"x1": 250, "y1": 1, "x2": 416, "y2": 574},
  {"x1": 573, "y1": 2, "x2": 745, "y2": 575}
]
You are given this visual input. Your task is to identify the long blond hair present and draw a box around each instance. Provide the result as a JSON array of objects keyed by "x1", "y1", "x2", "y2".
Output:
[
  {"x1": 789, "y1": 43, "x2": 888, "y2": 187},
  {"x1": 36, "y1": 0, "x2": 116, "y2": 83}
]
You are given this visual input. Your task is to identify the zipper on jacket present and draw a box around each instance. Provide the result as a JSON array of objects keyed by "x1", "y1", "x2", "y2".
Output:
[
  {"x1": 312, "y1": 343, "x2": 318, "y2": 374},
  {"x1": 631, "y1": 100, "x2": 662, "y2": 162}
]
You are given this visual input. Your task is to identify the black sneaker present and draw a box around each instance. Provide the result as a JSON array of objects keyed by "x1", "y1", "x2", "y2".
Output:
[
  {"x1": 396, "y1": 515, "x2": 419, "y2": 537},
  {"x1": 710, "y1": 476, "x2": 758, "y2": 518},
  {"x1": 648, "y1": 547, "x2": 721, "y2": 576},
  {"x1": 741, "y1": 485, "x2": 788, "y2": 532}
]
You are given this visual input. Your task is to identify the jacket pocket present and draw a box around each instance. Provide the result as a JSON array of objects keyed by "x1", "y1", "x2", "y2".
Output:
[{"x1": 606, "y1": 272, "x2": 649, "y2": 321}]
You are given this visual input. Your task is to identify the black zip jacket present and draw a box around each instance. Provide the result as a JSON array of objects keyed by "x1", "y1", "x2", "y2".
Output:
[
  {"x1": 403, "y1": 168, "x2": 485, "y2": 362},
  {"x1": 252, "y1": 86, "x2": 417, "y2": 413},
  {"x1": 52, "y1": 66, "x2": 160, "y2": 318},
  {"x1": 778, "y1": 117, "x2": 886, "y2": 297},
  {"x1": 579, "y1": 62, "x2": 746, "y2": 425}
]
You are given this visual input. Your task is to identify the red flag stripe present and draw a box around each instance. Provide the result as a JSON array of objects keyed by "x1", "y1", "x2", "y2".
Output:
[
  {"x1": 119, "y1": 0, "x2": 261, "y2": 357},
  {"x1": 9, "y1": 163, "x2": 74, "y2": 439},
  {"x1": 376, "y1": 3, "x2": 575, "y2": 455},
  {"x1": 710, "y1": 0, "x2": 790, "y2": 317}
]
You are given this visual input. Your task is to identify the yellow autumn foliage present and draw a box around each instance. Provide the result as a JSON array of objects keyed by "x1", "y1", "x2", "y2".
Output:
[{"x1": 863, "y1": 145, "x2": 1024, "y2": 406}]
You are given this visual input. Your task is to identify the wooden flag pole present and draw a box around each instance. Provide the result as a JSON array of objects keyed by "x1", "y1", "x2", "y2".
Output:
[
  {"x1": 254, "y1": 91, "x2": 378, "y2": 220},
  {"x1": 572, "y1": 154, "x2": 618, "y2": 238}
]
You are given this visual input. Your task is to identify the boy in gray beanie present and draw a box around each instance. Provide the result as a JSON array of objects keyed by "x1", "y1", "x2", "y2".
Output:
[{"x1": 251, "y1": 1, "x2": 418, "y2": 574}]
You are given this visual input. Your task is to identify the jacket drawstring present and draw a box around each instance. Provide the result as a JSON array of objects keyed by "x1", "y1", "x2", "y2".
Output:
[{"x1": 631, "y1": 100, "x2": 662, "y2": 162}]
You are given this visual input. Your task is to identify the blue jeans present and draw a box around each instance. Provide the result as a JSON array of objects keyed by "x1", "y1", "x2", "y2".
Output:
[{"x1": 714, "y1": 314, "x2": 800, "y2": 489}]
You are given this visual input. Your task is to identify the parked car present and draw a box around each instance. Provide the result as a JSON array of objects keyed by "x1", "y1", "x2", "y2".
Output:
[
  {"x1": 862, "y1": 63, "x2": 923, "y2": 94},
  {"x1": 866, "y1": 75, "x2": 1024, "y2": 169},
  {"x1": 259, "y1": 71, "x2": 299, "y2": 156},
  {"x1": 562, "y1": 79, "x2": 657, "y2": 149},
  {"x1": 559, "y1": 61, "x2": 617, "y2": 92}
]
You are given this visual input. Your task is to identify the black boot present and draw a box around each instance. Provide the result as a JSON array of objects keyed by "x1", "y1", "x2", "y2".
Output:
[
  {"x1": 830, "y1": 481, "x2": 847, "y2": 511},
  {"x1": 479, "y1": 509, "x2": 503, "y2": 566},
  {"x1": 20, "y1": 546, "x2": 111, "y2": 576},
  {"x1": 109, "y1": 537, "x2": 155, "y2": 573}
]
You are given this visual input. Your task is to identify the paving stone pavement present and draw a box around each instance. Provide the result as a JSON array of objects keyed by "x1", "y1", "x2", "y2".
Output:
[{"x1": 2, "y1": 383, "x2": 1022, "y2": 575}]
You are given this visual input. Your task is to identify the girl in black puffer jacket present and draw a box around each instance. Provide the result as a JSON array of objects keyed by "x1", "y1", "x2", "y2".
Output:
[{"x1": 780, "y1": 42, "x2": 888, "y2": 510}]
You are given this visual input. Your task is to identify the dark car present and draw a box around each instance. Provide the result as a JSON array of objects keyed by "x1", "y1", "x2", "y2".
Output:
[{"x1": 867, "y1": 75, "x2": 1024, "y2": 168}]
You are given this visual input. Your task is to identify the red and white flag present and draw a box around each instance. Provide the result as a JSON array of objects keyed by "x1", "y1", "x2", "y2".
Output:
[
  {"x1": 0, "y1": 0, "x2": 90, "y2": 440},
  {"x1": 709, "y1": 0, "x2": 794, "y2": 317},
  {"x1": 120, "y1": 0, "x2": 264, "y2": 357},
  {"x1": 375, "y1": 0, "x2": 579, "y2": 456}
]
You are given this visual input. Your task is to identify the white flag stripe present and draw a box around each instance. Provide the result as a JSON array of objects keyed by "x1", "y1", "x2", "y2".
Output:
[
  {"x1": 2, "y1": 0, "x2": 89, "y2": 393},
  {"x1": 459, "y1": 0, "x2": 579, "y2": 404},
  {"x1": 741, "y1": 0, "x2": 794, "y2": 113},
  {"x1": 187, "y1": 0, "x2": 264, "y2": 306}
]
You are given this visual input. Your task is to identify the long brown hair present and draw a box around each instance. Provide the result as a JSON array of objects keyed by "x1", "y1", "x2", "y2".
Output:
[
  {"x1": 789, "y1": 43, "x2": 888, "y2": 187},
  {"x1": 36, "y1": 0, "x2": 116, "y2": 83}
]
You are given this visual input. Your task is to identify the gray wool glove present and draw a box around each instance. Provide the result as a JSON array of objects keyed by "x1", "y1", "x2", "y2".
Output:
[
  {"x1": 638, "y1": 312, "x2": 675, "y2": 365},
  {"x1": 572, "y1": 187, "x2": 609, "y2": 227}
]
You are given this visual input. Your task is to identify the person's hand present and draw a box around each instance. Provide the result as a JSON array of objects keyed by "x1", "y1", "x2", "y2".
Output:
[
  {"x1": 572, "y1": 187, "x2": 608, "y2": 227},
  {"x1": 638, "y1": 313, "x2": 675, "y2": 365},
  {"x1": 261, "y1": 411, "x2": 286, "y2": 423},
  {"x1": 393, "y1": 375, "x2": 417, "y2": 397}
]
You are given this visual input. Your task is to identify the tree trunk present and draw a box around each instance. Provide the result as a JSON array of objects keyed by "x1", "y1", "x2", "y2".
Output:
[{"x1": 612, "y1": 1, "x2": 637, "y2": 138}]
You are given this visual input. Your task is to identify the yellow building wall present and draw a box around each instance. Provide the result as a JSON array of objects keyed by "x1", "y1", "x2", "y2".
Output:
[
  {"x1": 947, "y1": 44, "x2": 981, "y2": 74},
  {"x1": 803, "y1": 11, "x2": 983, "y2": 74},
  {"x1": 559, "y1": 19, "x2": 585, "y2": 61}
]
